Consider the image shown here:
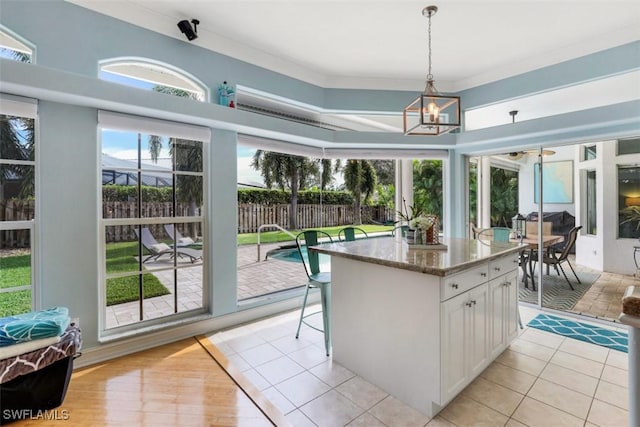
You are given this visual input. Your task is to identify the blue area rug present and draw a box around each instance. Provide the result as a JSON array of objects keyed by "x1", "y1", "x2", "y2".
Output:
[{"x1": 527, "y1": 313, "x2": 628, "y2": 353}]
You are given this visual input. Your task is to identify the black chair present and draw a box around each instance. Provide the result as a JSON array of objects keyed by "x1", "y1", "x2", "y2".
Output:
[
  {"x1": 533, "y1": 226, "x2": 582, "y2": 290},
  {"x1": 338, "y1": 226, "x2": 368, "y2": 242}
]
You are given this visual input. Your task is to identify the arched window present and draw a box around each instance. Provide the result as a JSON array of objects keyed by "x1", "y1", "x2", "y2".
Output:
[
  {"x1": 0, "y1": 28, "x2": 33, "y2": 63},
  {"x1": 99, "y1": 58, "x2": 207, "y2": 102}
]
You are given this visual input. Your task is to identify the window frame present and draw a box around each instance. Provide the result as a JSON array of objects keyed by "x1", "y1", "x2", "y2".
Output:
[
  {"x1": 0, "y1": 93, "x2": 38, "y2": 314},
  {"x1": 98, "y1": 111, "x2": 210, "y2": 337}
]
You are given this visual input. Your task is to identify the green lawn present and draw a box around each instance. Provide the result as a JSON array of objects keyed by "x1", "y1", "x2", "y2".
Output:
[
  {"x1": 0, "y1": 254, "x2": 31, "y2": 289},
  {"x1": 104, "y1": 241, "x2": 170, "y2": 305},
  {"x1": 0, "y1": 243, "x2": 170, "y2": 314},
  {"x1": 0, "y1": 253, "x2": 34, "y2": 316},
  {"x1": 1, "y1": 224, "x2": 392, "y2": 315},
  {"x1": 237, "y1": 224, "x2": 394, "y2": 245}
]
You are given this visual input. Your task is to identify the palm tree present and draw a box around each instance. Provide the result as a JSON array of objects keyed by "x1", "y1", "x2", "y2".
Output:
[
  {"x1": 251, "y1": 151, "x2": 315, "y2": 230},
  {"x1": 413, "y1": 160, "x2": 443, "y2": 223},
  {"x1": 343, "y1": 160, "x2": 376, "y2": 225}
]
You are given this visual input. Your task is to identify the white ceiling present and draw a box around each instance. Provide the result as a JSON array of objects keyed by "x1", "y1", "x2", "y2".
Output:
[{"x1": 68, "y1": 0, "x2": 640, "y2": 92}]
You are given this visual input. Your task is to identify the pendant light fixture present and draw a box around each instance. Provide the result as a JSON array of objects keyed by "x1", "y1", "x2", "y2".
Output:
[{"x1": 403, "y1": 6, "x2": 460, "y2": 136}]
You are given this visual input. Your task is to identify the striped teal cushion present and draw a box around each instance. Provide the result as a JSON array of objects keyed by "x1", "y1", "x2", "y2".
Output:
[{"x1": 0, "y1": 307, "x2": 70, "y2": 347}]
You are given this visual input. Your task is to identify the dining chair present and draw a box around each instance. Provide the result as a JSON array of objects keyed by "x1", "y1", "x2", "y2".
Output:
[
  {"x1": 338, "y1": 226, "x2": 368, "y2": 242},
  {"x1": 533, "y1": 226, "x2": 583, "y2": 290},
  {"x1": 295, "y1": 230, "x2": 333, "y2": 356},
  {"x1": 476, "y1": 227, "x2": 512, "y2": 243}
]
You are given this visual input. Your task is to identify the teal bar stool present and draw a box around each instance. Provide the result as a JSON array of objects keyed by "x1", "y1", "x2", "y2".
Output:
[
  {"x1": 295, "y1": 230, "x2": 333, "y2": 356},
  {"x1": 338, "y1": 226, "x2": 368, "y2": 242}
]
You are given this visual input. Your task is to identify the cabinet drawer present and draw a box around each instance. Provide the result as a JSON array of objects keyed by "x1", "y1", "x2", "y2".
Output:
[
  {"x1": 441, "y1": 264, "x2": 489, "y2": 301},
  {"x1": 489, "y1": 254, "x2": 519, "y2": 279}
]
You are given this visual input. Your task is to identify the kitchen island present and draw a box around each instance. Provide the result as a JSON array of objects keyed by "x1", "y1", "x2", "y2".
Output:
[{"x1": 311, "y1": 236, "x2": 526, "y2": 417}]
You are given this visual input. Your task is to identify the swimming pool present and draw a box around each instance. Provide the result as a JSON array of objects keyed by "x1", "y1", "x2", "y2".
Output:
[
  {"x1": 266, "y1": 245, "x2": 331, "y2": 268},
  {"x1": 266, "y1": 245, "x2": 303, "y2": 263}
]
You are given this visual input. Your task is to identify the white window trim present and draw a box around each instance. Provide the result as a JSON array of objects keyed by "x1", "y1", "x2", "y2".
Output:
[
  {"x1": 0, "y1": 94, "x2": 37, "y2": 311},
  {"x1": 98, "y1": 112, "x2": 209, "y2": 335}
]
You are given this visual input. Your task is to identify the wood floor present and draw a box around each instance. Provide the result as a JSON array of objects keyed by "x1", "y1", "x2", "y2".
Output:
[{"x1": 11, "y1": 338, "x2": 283, "y2": 426}]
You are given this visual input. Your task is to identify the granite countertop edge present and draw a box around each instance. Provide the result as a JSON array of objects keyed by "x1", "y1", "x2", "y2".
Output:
[{"x1": 312, "y1": 242, "x2": 526, "y2": 277}]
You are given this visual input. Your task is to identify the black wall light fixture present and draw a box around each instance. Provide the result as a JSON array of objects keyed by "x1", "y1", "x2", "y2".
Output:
[{"x1": 177, "y1": 19, "x2": 199, "y2": 41}]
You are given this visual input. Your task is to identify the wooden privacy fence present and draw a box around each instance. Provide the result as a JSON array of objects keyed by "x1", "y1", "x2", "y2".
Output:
[
  {"x1": 238, "y1": 203, "x2": 394, "y2": 233},
  {"x1": 103, "y1": 202, "x2": 202, "y2": 243},
  {"x1": 1, "y1": 200, "x2": 34, "y2": 248},
  {"x1": 1, "y1": 200, "x2": 393, "y2": 245}
]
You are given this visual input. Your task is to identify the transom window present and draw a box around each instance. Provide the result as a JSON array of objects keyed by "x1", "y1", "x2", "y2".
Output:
[
  {"x1": 0, "y1": 29, "x2": 33, "y2": 63},
  {"x1": 99, "y1": 59, "x2": 206, "y2": 101}
]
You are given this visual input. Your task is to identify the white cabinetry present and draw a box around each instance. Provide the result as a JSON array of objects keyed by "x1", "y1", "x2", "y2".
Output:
[
  {"x1": 441, "y1": 283, "x2": 489, "y2": 404},
  {"x1": 441, "y1": 253, "x2": 518, "y2": 406},
  {"x1": 330, "y1": 246, "x2": 521, "y2": 418}
]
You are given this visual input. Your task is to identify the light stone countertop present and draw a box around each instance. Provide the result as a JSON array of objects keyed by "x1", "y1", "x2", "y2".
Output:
[{"x1": 311, "y1": 236, "x2": 527, "y2": 277}]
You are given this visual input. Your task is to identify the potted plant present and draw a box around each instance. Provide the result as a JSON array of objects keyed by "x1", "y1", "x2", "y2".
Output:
[{"x1": 396, "y1": 199, "x2": 440, "y2": 245}]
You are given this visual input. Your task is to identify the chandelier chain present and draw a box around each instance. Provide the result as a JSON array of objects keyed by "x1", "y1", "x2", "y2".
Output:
[{"x1": 427, "y1": 9, "x2": 433, "y2": 81}]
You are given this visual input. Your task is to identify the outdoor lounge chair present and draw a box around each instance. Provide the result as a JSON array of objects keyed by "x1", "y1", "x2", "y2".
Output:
[
  {"x1": 163, "y1": 224, "x2": 201, "y2": 247},
  {"x1": 134, "y1": 228, "x2": 202, "y2": 263}
]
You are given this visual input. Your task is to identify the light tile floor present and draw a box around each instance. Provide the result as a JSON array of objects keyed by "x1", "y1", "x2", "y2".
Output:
[{"x1": 206, "y1": 305, "x2": 630, "y2": 427}]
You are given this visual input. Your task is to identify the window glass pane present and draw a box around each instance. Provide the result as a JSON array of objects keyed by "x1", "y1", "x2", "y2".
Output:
[
  {"x1": 586, "y1": 170, "x2": 596, "y2": 235},
  {"x1": 99, "y1": 63, "x2": 205, "y2": 101},
  {"x1": 0, "y1": 31, "x2": 32, "y2": 63},
  {"x1": 106, "y1": 275, "x2": 139, "y2": 327},
  {"x1": 0, "y1": 164, "x2": 34, "y2": 204},
  {"x1": 176, "y1": 175, "x2": 203, "y2": 216},
  {"x1": 173, "y1": 139, "x2": 203, "y2": 172},
  {"x1": 618, "y1": 138, "x2": 640, "y2": 156},
  {"x1": 103, "y1": 182, "x2": 139, "y2": 219},
  {"x1": 142, "y1": 273, "x2": 173, "y2": 321},
  {"x1": 105, "y1": 225, "x2": 141, "y2": 275},
  {"x1": 0, "y1": 290, "x2": 31, "y2": 317},
  {"x1": 490, "y1": 166, "x2": 518, "y2": 227},
  {"x1": 584, "y1": 145, "x2": 596, "y2": 161},
  {"x1": 177, "y1": 265, "x2": 203, "y2": 313},
  {"x1": 619, "y1": 165, "x2": 640, "y2": 238},
  {"x1": 140, "y1": 174, "x2": 174, "y2": 218},
  {"x1": 0, "y1": 116, "x2": 34, "y2": 161},
  {"x1": 0, "y1": 229, "x2": 31, "y2": 287},
  {"x1": 0, "y1": 229, "x2": 32, "y2": 316},
  {"x1": 0, "y1": 182, "x2": 34, "y2": 222}
]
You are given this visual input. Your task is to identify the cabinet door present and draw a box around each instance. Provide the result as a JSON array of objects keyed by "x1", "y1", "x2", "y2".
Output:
[
  {"x1": 468, "y1": 284, "x2": 489, "y2": 377},
  {"x1": 441, "y1": 292, "x2": 467, "y2": 403},
  {"x1": 503, "y1": 270, "x2": 519, "y2": 343},
  {"x1": 488, "y1": 277, "x2": 506, "y2": 359}
]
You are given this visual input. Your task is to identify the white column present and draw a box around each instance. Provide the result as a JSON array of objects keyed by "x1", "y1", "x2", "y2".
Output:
[
  {"x1": 480, "y1": 156, "x2": 491, "y2": 228},
  {"x1": 619, "y1": 312, "x2": 640, "y2": 426}
]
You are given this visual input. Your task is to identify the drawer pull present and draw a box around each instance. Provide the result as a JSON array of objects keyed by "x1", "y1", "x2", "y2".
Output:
[
  {"x1": 480, "y1": 272, "x2": 487, "y2": 278},
  {"x1": 494, "y1": 267, "x2": 501, "y2": 272},
  {"x1": 450, "y1": 283, "x2": 459, "y2": 289},
  {"x1": 465, "y1": 302, "x2": 473, "y2": 307}
]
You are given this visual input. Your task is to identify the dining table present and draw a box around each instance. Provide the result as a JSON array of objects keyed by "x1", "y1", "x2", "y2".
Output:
[{"x1": 513, "y1": 234, "x2": 564, "y2": 291}]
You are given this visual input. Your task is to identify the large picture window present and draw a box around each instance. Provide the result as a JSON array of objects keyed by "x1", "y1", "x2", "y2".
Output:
[
  {"x1": 0, "y1": 95, "x2": 36, "y2": 316},
  {"x1": 99, "y1": 111, "x2": 208, "y2": 331}
]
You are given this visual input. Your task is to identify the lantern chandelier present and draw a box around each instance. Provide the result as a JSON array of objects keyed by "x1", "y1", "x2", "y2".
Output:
[{"x1": 403, "y1": 5, "x2": 461, "y2": 136}]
